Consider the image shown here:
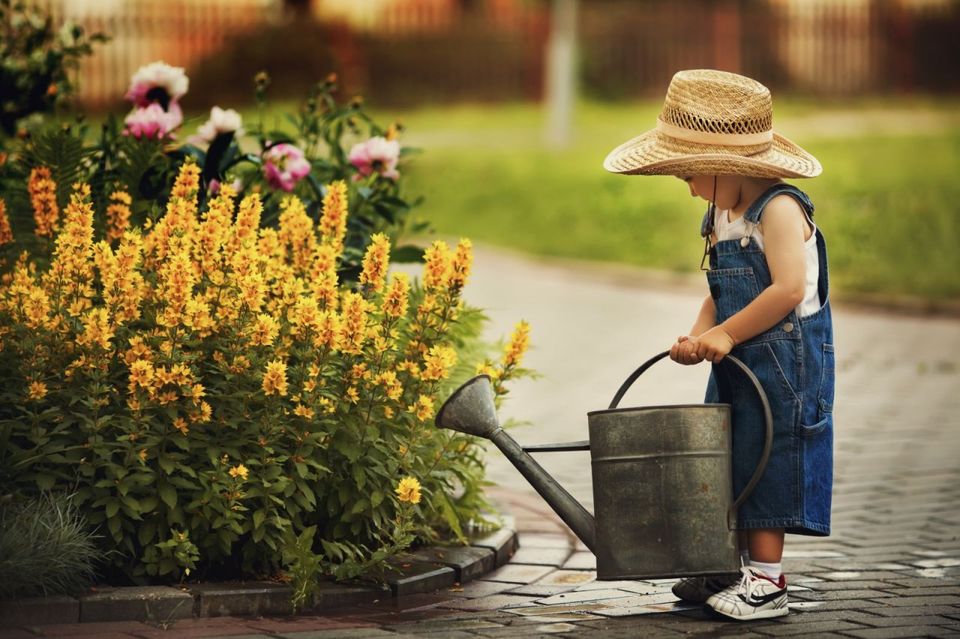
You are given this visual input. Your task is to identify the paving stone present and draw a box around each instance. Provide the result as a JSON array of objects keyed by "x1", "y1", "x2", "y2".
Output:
[
  {"x1": 352, "y1": 593, "x2": 464, "y2": 614},
  {"x1": 880, "y1": 587, "x2": 960, "y2": 597},
  {"x1": 128, "y1": 617, "x2": 261, "y2": 639},
  {"x1": 449, "y1": 580, "x2": 515, "y2": 598},
  {"x1": 471, "y1": 528, "x2": 519, "y2": 568},
  {"x1": 535, "y1": 589, "x2": 634, "y2": 605},
  {"x1": 25, "y1": 620, "x2": 152, "y2": 636},
  {"x1": 404, "y1": 546, "x2": 496, "y2": 584},
  {"x1": 79, "y1": 586, "x2": 193, "y2": 623},
  {"x1": 515, "y1": 534, "x2": 573, "y2": 549},
  {"x1": 505, "y1": 603, "x2": 613, "y2": 616},
  {"x1": 507, "y1": 546, "x2": 571, "y2": 568},
  {"x1": 589, "y1": 600, "x2": 700, "y2": 617},
  {"x1": 245, "y1": 617, "x2": 378, "y2": 634},
  {"x1": 439, "y1": 594, "x2": 541, "y2": 611},
  {"x1": 748, "y1": 619, "x2": 868, "y2": 635},
  {"x1": 483, "y1": 564, "x2": 554, "y2": 585},
  {"x1": 186, "y1": 582, "x2": 294, "y2": 617},
  {"x1": 804, "y1": 580, "x2": 899, "y2": 591},
  {"x1": 0, "y1": 595, "x2": 79, "y2": 627},
  {"x1": 314, "y1": 581, "x2": 386, "y2": 609},
  {"x1": 857, "y1": 614, "x2": 960, "y2": 628},
  {"x1": 842, "y1": 627, "x2": 954, "y2": 639},
  {"x1": 865, "y1": 595, "x2": 960, "y2": 607},
  {"x1": 278, "y1": 628, "x2": 400, "y2": 639},
  {"x1": 534, "y1": 570, "x2": 596, "y2": 587},
  {"x1": 559, "y1": 552, "x2": 595, "y2": 571},
  {"x1": 868, "y1": 605, "x2": 960, "y2": 617},
  {"x1": 789, "y1": 589, "x2": 896, "y2": 601},
  {"x1": 377, "y1": 561, "x2": 457, "y2": 597},
  {"x1": 505, "y1": 584, "x2": 581, "y2": 597},
  {"x1": 383, "y1": 617, "x2": 505, "y2": 632}
]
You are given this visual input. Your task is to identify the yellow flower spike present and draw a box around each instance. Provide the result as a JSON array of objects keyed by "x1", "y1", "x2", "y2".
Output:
[
  {"x1": 503, "y1": 320, "x2": 531, "y2": 368},
  {"x1": 395, "y1": 476, "x2": 421, "y2": 505},
  {"x1": 262, "y1": 359, "x2": 289, "y2": 396},
  {"x1": 449, "y1": 238, "x2": 473, "y2": 292},
  {"x1": 0, "y1": 198, "x2": 13, "y2": 245},
  {"x1": 229, "y1": 464, "x2": 249, "y2": 481},
  {"x1": 26, "y1": 380, "x2": 48, "y2": 402},
  {"x1": 339, "y1": 291, "x2": 368, "y2": 355},
  {"x1": 77, "y1": 307, "x2": 114, "y2": 351},
  {"x1": 421, "y1": 345, "x2": 457, "y2": 382},
  {"x1": 171, "y1": 160, "x2": 202, "y2": 201},
  {"x1": 360, "y1": 233, "x2": 390, "y2": 294},
  {"x1": 422, "y1": 240, "x2": 451, "y2": 290},
  {"x1": 319, "y1": 181, "x2": 348, "y2": 256},
  {"x1": 27, "y1": 167, "x2": 59, "y2": 238},
  {"x1": 382, "y1": 272, "x2": 410, "y2": 319},
  {"x1": 249, "y1": 313, "x2": 280, "y2": 347},
  {"x1": 106, "y1": 190, "x2": 132, "y2": 242},
  {"x1": 278, "y1": 195, "x2": 317, "y2": 274}
]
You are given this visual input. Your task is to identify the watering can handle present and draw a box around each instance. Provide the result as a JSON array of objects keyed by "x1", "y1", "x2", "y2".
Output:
[{"x1": 607, "y1": 351, "x2": 773, "y2": 529}]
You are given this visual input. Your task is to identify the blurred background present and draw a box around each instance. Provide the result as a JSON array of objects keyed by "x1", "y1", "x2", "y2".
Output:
[{"x1": 37, "y1": 0, "x2": 960, "y2": 306}]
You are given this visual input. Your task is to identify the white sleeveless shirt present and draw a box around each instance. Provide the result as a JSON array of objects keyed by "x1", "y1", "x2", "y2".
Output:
[{"x1": 714, "y1": 208, "x2": 821, "y2": 317}]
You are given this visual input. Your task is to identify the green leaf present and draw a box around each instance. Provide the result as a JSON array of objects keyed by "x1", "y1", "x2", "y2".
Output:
[
  {"x1": 158, "y1": 483, "x2": 177, "y2": 509},
  {"x1": 105, "y1": 499, "x2": 120, "y2": 518},
  {"x1": 253, "y1": 509, "x2": 266, "y2": 531}
]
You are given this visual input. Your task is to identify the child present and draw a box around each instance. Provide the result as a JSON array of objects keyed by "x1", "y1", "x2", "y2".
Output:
[{"x1": 604, "y1": 69, "x2": 835, "y2": 621}]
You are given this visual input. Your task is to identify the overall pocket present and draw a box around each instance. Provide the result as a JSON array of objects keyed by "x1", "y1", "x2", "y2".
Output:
[
  {"x1": 818, "y1": 343, "x2": 836, "y2": 415},
  {"x1": 706, "y1": 267, "x2": 761, "y2": 323}
]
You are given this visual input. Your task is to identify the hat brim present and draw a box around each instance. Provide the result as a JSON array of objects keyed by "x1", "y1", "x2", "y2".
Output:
[{"x1": 603, "y1": 130, "x2": 822, "y2": 179}]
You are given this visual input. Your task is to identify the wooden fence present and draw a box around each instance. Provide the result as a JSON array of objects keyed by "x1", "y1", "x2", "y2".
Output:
[{"x1": 40, "y1": 0, "x2": 960, "y2": 109}]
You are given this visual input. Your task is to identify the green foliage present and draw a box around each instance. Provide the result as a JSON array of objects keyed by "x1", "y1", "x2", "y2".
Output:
[
  {"x1": 0, "y1": 492, "x2": 102, "y2": 598},
  {"x1": 0, "y1": 0, "x2": 107, "y2": 137}
]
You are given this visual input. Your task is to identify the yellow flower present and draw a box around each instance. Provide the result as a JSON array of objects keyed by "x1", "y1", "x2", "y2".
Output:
[
  {"x1": 229, "y1": 464, "x2": 249, "y2": 481},
  {"x1": 28, "y1": 166, "x2": 59, "y2": 238},
  {"x1": 503, "y1": 320, "x2": 531, "y2": 368},
  {"x1": 128, "y1": 359, "x2": 155, "y2": 390},
  {"x1": 262, "y1": 359, "x2": 289, "y2": 396},
  {"x1": 249, "y1": 313, "x2": 280, "y2": 346},
  {"x1": 422, "y1": 240, "x2": 451, "y2": 290},
  {"x1": 172, "y1": 417, "x2": 189, "y2": 435},
  {"x1": 382, "y1": 272, "x2": 410, "y2": 319},
  {"x1": 449, "y1": 238, "x2": 472, "y2": 291},
  {"x1": 421, "y1": 345, "x2": 457, "y2": 382},
  {"x1": 138, "y1": 449, "x2": 148, "y2": 462},
  {"x1": 318, "y1": 180, "x2": 348, "y2": 256},
  {"x1": 412, "y1": 394, "x2": 434, "y2": 422},
  {"x1": 339, "y1": 292, "x2": 368, "y2": 355},
  {"x1": 294, "y1": 404, "x2": 315, "y2": 420},
  {"x1": 106, "y1": 190, "x2": 132, "y2": 242},
  {"x1": 278, "y1": 195, "x2": 317, "y2": 274},
  {"x1": 77, "y1": 307, "x2": 114, "y2": 350},
  {"x1": 346, "y1": 386, "x2": 359, "y2": 404},
  {"x1": 395, "y1": 476, "x2": 421, "y2": 505},
  {"x1": 360, "y1": 233, "x2": 390, "y2": 293},
  {"x1": 0, "y1": 198, "x2": 13, "y2": 245},
  {"x1": 27, "y1": 380, "x2": 48, "y2": 402},
  {"x1": 171, "y1": 160, "x2": 201, "y2": 201}
]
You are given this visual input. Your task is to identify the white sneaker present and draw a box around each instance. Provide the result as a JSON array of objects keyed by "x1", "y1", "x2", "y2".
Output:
[
  {"x1": 706, "y1": 567, "x2": 789, "y2": 621},
  {"x1": 671, "y1": 574, "x2": 740, "y2": 604}
]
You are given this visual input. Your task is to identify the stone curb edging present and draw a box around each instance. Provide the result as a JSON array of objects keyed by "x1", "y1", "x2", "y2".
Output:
[{"x1": 0, "y1": 517, "x2": 518, "y2": 628}]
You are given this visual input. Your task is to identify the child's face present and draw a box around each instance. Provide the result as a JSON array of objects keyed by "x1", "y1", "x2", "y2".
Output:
[{"x1": 677, "y1": 175, "x2": 739, "y2": 210}]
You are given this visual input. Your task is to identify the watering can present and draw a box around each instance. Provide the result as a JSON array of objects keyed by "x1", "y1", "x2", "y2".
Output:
[{"x1": 435, "y1": 351, "x2": 772, "y2": 581}]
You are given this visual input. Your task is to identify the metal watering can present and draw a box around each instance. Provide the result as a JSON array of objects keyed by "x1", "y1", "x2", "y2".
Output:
[{"x1": 435, "y1": 351, "x2": 772, "y2": 580}]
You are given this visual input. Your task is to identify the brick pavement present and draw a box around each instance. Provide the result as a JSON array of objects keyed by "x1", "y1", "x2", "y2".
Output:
[{"x1": 3, "y1": 247, "x2": 959, "y2": 638}]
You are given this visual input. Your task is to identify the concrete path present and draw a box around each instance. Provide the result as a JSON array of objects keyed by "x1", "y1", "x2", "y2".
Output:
[{"x1": 11, "y1": 245, "x2": 960, "y2": 638}]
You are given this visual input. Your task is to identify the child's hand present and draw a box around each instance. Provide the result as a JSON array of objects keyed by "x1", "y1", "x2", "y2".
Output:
[
  {"x1": 670, "y1": 335, "x2": 704, "y2": 365},
  {"x1": 695, "y1": 325, "x2": 737, "y2": 363}
]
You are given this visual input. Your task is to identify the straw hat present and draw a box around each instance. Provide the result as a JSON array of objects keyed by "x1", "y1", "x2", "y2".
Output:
[{"x1": 603, "y1": 69, "x2": 821, "y2": 178}]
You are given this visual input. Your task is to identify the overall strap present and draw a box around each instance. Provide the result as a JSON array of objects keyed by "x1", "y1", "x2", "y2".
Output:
[{"x1": 743, "y1": 183, "x2": 816, "y2": 225}]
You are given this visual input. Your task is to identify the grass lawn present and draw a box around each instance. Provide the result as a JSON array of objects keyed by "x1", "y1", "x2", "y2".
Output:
[{"x1": 380, "y1": 99, "x2": 960, "y2": 304}]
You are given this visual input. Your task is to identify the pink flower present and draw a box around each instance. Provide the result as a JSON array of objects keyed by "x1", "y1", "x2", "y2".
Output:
[
  {"x1": 123, "y1": 102, "x2": 183, "y2": 140},
  {"x1": 348, "y1": 136, "x2": 400, "y2": 180},
  {"x1": 262, "y1": 143, "x2": 311, "y2": 192},
  {"x1": 125, "y1": 61, "x2": 189, "y2": 108}
]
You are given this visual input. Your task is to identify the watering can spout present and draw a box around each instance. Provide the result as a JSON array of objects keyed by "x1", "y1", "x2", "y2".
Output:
[{"x1": 436, "y1": 376, "x2": 597, "y2": 552}]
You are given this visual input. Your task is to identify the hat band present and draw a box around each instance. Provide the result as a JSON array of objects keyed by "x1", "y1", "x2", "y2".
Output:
[{"x1": 656, "y1": 119, "x2": 774, "y2": 147}]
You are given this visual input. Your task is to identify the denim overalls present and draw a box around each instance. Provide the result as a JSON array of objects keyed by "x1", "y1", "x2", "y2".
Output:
[{"x1": 702, "y1": 183, "x2": 835, "y2": 536}]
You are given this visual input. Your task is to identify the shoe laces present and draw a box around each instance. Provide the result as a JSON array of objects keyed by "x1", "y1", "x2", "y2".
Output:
[{"x1": 735, "y1": 566, "x2": 767, "y2": 599}]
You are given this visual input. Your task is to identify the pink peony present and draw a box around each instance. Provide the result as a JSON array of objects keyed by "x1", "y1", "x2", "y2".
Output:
[
  {"x1": 348, "y1": 136, "x2": 400, "y2": 180},
  {"x1": 194, "y1": 106, "x2": 243, "y2": 144},
  {"x1": 262, "y1": 143, "x2": 311, "y2": 192},
  {"x1": 125, "y1": 61, "x2": 189, "y2": 108},
  {"x1": 123, "y1": 102, "x2": 183, "y2": 140}
]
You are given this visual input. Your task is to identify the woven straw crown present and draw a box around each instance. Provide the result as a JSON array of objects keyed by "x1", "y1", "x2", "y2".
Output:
[{"x1": 604, "y1": 69, "x2": 821, "y2": 178}]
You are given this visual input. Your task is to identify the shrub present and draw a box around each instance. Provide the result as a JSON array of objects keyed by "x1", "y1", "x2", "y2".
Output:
[
  {"x1": 0, "y1": 492, "x2": 101, "y2": 598},
  {"x1": 0, "y1": 163, "x2": 530, "y2": 582}
]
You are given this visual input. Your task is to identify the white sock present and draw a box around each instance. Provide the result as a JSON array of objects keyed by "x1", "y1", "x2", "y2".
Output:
[
  {"x1": 749, "y1": 560, "x2": 782, "y2": 580},
  {"x1": 739, "y1": 549, "x2": 750, "y2": 567}
]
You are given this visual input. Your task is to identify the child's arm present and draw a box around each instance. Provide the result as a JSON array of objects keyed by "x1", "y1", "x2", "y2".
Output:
[
  {"x1": 670, "y1": 294, "x2": 716, "y2": 364},
  {"x1": 695, "y1": 196, "x2": 809, "y2": 363}
]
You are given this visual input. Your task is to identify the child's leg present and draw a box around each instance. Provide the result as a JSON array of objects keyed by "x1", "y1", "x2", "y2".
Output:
[{"x1": 748, "y1": 528, "x2": 785, "y2": 579}]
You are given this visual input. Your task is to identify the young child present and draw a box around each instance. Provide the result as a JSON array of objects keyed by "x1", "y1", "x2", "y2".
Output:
[{"x1": 604, "y1": 69, "x2": 835, "y2": 621}]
